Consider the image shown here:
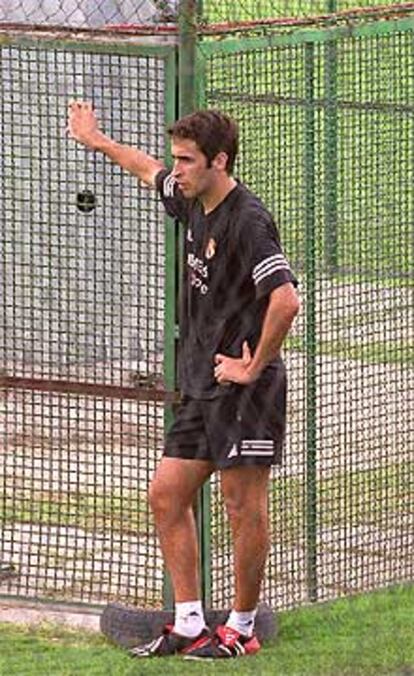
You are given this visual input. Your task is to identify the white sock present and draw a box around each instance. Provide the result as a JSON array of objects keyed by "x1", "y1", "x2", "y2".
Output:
[
  {"x1": 226, "y1": 608, "x2": 257, "y2": 637},
  {"x1": 173, "y1": 600, "x2": 206, "y2": 638}
]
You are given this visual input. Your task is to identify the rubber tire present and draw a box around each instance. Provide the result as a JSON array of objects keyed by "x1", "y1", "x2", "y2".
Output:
[
  {"x1": 100, "y1": 602, "x2": 277, "y2": 648},
  {"x1": 0, "y1": 563, "x2": 16, "y2": 583}
]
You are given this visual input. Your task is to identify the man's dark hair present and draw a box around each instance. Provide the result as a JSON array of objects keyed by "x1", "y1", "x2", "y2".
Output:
[{"x1": 168, "y1": 110, "x2": 239, "y2": 174}]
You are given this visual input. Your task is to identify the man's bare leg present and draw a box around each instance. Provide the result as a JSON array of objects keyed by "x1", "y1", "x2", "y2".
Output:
[
  {"x1": 129, "y1": 458, "x2": 215, "y2": 657},
  {"x1": 149, "y1": 456, "x2": 214, "y2": 602},
  {"x1": 175, "y1": 465, "x2": 271, "y2": 657},
  {"x1": 220, "y1": 465, "x2": 271, "y2": 611}
]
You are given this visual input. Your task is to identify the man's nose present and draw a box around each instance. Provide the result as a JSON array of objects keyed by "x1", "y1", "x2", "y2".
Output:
[{"x1": 172, "y1": 161, "x2": 181, "y2": 178}]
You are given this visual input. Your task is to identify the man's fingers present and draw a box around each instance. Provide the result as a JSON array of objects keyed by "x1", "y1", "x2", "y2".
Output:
[
  {"x1": 68, "y1": 100, "x2": 93, "y2": 111},
  {"x1": 214, "y1": 363, "x2": 228, "y2": 383},
  {"x1": 242, "y1": 340, "x2": 251, "y2": 364},
  {"x1": 214, "y1": 353, "x2": 225, "y2": 365},
  {"x1": 216, "y1": 371, "x2": 231, "y2": 386},
  {"x1": 68, "y1": 100, "x2": 82, "y2": 110}
]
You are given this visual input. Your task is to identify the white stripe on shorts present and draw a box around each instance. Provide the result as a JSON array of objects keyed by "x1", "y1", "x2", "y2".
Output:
[
  {"x1": 240, "y1": 440, "x2": 275, "y2": 456},
  {"x1": 240, "y1": 450, "x2": 275, "y2": 456}
]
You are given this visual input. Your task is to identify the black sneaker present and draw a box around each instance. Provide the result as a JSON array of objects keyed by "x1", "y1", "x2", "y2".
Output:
[
  {"x1": 129, "y1": 624, "x2": 211, "y2": 658},
  {"x1": 185, "y1": 624, "x2": 261, "y2": 659}
]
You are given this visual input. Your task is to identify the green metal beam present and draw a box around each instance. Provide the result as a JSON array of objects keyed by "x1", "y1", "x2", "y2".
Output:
[
  {"x1": 304, "y1": 42, "x2": 318, "y2": 604},
  {"x1": 324, "y1": 27, "x2": 338, "y2": 272},
  {"x1": 191, "y1": 25, "x2": 213, "y2": 610},
  {"x1": 198, "y1": 15, "x2": 414, "y2": 56},
  {"x1": 178, "y1": 0, "x2": 198, "y2": 115},
  {"x1": 0, "y1": 33, "x2": 177, "y2": 57},
  {"x1": 162, "y1": 47, "x2": 179, "y2": 611}
]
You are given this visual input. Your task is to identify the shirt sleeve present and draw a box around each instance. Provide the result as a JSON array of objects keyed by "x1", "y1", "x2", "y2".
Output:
[
  {"x1": 155, "y1": 168, "x2": 190, "y2": 225},
  {"x1": 241, "y1": 211, "x2": 298, "y2": 300}
]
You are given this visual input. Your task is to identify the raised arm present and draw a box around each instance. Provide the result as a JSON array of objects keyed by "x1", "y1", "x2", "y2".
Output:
[{"x1": 67, "y1": 100, "x2": 165, "y2": 187}]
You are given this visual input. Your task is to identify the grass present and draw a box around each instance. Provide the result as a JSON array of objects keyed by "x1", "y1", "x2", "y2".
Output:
[
  {"x1": 330, "y1": 272, "x2": 414, "y2": 289},
  {"x1": 285, "y1": 335, "x2": 414, "y2": 366},
  {"x1": 314, "y1": 340, "x2": 414, "y2": 366},
  {"x1": 210, "y1": 462, "x2": 413, "y2": 549},
  {"x1": 204, "y1": 0, "x2": 402, "y2": 23},
  {"x1": 0, "y1": 490, "x2": 153, "y2": 536},
  {"x1": 0, "y1": 584, "x2": 412, "y2": 675},
  {"x1": 1, "y1": 463, "x2": 410, "y2": 550},
  {"x1": 203, "y1": 9, "x2": 414, "y2": 281}
]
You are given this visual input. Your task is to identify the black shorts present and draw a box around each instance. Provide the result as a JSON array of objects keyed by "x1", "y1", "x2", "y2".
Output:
[{"x1": 165, "y1": 363, "x2": 286, "y2": 468}]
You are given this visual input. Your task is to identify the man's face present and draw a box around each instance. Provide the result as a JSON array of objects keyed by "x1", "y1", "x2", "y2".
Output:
[{"x1": 171, "y1": 137, "x2": 217, "y2": 199}]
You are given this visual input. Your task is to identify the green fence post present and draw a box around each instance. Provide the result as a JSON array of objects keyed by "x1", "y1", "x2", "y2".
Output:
[
  {"x1": 304, "y1": 41, "x2": 318, "y2": 603},
  {"x1": 177, "y1": 0, "x2": 212, "y2": 609},
  {"x1": 178, "y1": 0, "x2": 197, "y2": 114},
  {"x1": 163, "y1": 0, "x2": 199, "y2": 609},
  {"x1": 163, "y1": 48, "x2": 180, "y2": 611},
  {"x1": 324, "y1": 0, "x2": 338, "y2": 272}
]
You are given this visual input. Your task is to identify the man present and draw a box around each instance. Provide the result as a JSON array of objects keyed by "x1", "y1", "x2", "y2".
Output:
[{"x1": 68, "y1": 103, "x2": 300, "y2": 659}]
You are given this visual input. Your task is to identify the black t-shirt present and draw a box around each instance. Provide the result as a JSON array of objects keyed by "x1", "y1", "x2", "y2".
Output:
[{"x1": 156, "y1": 169, "x2": 298, "y2": 399}]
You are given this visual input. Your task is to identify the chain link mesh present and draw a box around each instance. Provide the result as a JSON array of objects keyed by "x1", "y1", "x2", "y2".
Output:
[
  {"x1": 0, "y1": 39, "x2": 173, "y2": 606},
  {"x1": 0, "y1": 4, "x2": 413, "y2": 612},
  {"x1": 202, "y1": 17, "x2": 413, "y2": 607},
  {"x1": 0, "y1": 2, "x2": 179, "y2": 27},
  {"x1": 0, "y1": 1, "x2": 407, "y2": 29},
  {"x1": 202, "y1": 1, "x2": 404, "y2": 23}
]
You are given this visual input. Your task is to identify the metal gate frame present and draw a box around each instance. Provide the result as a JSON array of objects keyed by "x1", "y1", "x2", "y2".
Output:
[
  {"x1": 0, "y1": 27, "x2": 179, "y2": 610},
  {"x1": 1, "y1": 8, "x2": 413, "y2": 613},
  {"x1": 195, "y1": 12, "x2": 414, "y2": 607}
]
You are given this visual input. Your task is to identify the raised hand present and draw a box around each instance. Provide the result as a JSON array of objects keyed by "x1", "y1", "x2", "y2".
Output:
[{"x1": 67, "y1": 100, "x2": 103, "y2": 150}]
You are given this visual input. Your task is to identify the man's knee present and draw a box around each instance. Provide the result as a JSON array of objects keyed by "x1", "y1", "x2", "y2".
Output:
[
  {"x1": 149, "y1": 457, "x2": 213, "y2": 519},
  {"x1": 225, "y1": 494, "x2": 268, "y2": 531},
  {"x1": 149, "y1": 478, "x2": 176, "y2": 518},
  {"x1": 148, "y1": 475, "x2": 195, "y2": 527}
]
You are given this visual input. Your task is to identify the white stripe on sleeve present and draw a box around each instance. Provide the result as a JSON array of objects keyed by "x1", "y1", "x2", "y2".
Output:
[
  {"x1": 252, "y1": 254, "x2": 291, "y2": 285},
  {"x1": 163, "y1": 174, "x2": 176, "y2": 198},
  {"x1": 254, "y1": 263, "x2": 290, "y2": 285}
]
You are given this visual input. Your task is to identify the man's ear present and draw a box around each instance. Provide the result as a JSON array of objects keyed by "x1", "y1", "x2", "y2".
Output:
[{"x1": 212, "y1": 151, "x2": 229, "y2": 172}]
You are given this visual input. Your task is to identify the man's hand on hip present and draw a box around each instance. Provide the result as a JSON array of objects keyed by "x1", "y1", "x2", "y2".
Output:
[{"x1": 214, "y1": 341, "x2": 259, "y2": 385}]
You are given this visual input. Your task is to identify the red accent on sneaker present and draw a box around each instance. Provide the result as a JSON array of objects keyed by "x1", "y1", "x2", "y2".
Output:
[
  {"x1": 184, "y1": 624, "x2": 261, "y2": 660},
  {"x1": 244, "y1": 634, "x2": 261, "y2": 654},
  {"x1": 129, "y1": 625, "x2": 210, "y2": 658},
  {"x1": 215, "y1": 625, "x2": 261, "y2": 655},
  {"x1": 181, "y1": 633, "x2": 211, "y2": 654},
  {"x1": 216, "y1": 625, "x2": 240, "y2": 646}
]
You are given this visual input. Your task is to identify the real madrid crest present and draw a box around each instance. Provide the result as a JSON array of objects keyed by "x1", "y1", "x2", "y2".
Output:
[{"x1": 205, "y1": 237, "x2": 217, "y2": 260}]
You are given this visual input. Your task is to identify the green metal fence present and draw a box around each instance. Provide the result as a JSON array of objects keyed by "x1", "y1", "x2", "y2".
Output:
[
  {"x1": 198, "y1": 12, "x2": 414, "y2": 607},
  {"x1": 202, "y1": 0, "x2": 409, "y2": 23},
  {"x1": 0, "y1": 31, "x2": 177, "y2": 607},
  {"x1": 0, "y1": 5, "x2": 413, "y2": 614}
]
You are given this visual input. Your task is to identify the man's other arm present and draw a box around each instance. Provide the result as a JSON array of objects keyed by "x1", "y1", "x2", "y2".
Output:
[{"x1": 214, "y1": 283, "x2": 300, "y2": 385}]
